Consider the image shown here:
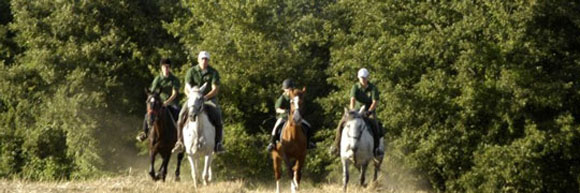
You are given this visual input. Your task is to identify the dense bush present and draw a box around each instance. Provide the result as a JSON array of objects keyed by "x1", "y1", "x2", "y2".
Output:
[{"x1": 1, "y1": 0, "x2": 579, "y2": 192}]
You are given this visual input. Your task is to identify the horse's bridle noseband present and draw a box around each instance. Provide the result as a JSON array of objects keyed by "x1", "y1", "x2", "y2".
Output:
[{"x1": 346, "y1": 119, "x2": 367, "y2": 141}]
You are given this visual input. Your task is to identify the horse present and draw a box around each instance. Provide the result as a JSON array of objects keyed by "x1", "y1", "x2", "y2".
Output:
[
  {"x1": 145, "y1": 90, "x2": 184, "y2": 182},
  {"x1": 271, "y1": 87, "x2": 307, "y2": 193},
  {"x1": 340, "y1": 106, "x2": 384, "y2": 192},
  {"x1": 183, "y1": 83, "x2": 215, "y2": 188}
]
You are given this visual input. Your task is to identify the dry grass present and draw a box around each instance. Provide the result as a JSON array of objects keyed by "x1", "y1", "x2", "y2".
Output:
[{"x1": 0, "y1": 173, "x2": 428, "y2": 193}]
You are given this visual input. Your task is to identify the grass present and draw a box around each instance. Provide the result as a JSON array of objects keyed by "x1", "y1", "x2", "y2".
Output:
[{"x1": 0, "y1": 172, "x2": 428, "y2": 193}]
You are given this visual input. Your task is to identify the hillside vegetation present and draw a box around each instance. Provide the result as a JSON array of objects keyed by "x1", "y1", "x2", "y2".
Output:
[{"x1": 1, "y1": 1, "x2": 580, "y2": 192}]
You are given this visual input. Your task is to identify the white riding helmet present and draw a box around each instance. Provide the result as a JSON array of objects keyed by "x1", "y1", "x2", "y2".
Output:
[
  {"x1": 357, "y1": 68, "x2": 369, "y2": 78},
  {"x1": 198, "y1": 51, "x2": 210, "y2": 60}
]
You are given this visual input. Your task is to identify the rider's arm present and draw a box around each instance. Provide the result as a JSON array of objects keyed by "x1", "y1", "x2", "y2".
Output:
[
  {"x1": 369, "y1": 85, "x2": 379, "y2": 112},
  {"x1": 164, "y1": 88, "x2": 178, "y2": 106},
  {"x1": 275, "y1": 95, "x2": 288, "y2": 114},
  {"x1": 369, "y1": 100, "x2": 377, "y2": 112},
  {"x1": 349, "y1": 84, "x2": 357, "y2": 110},
  {"x1": 204, "y1": 83, "x2": 219, "y2": 100},
  {"x1": 349, "y1": 97, "x2": 356, "y2": 110},
  {"x1": 184, "y1": 68, "x2": 194, "y2": 98},
  {"x1": 184, "y1": 83, "x2": 192, "y2": 98},
  {"x1": 204, "y1": 70, "x2": 220, "y2": 100}
]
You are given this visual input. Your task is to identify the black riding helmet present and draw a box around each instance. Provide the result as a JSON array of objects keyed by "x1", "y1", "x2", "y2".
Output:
[
  {"x1": 160, "y1": 58, "x2": 171, "y2": 66},
  {"x1": 282, "y1": 79, "x2": 295, "y2": 89}
]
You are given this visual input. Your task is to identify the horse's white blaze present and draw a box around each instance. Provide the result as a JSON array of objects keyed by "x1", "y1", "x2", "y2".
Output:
[
  {"x1": 184, "y1": 85, "x2": 215, "y2": 187},
  {"x1": 292, "y1": 96, "x2": 300, "y2": 110}
]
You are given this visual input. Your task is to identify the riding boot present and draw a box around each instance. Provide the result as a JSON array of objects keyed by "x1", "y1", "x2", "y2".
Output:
[
  {"x1": 329, "y1": 117, "x2": 346, "y2": 156},
  {"x1": 302, "y1": 123, "x2": 316, "y2": 149},
  {"x1": 369, "y1": 118, "x2": 384, "y2": 157},
  {"x1": 214, "y1": 123, "x2": 225, "y2": 152},
  {"x1": 266, "y1": 134, "x2": 277, "y2": 152},
  {"x1": 172, "y1": 105, "x2": 188, "y2": 153},
  {"x1": 137, "y1": 114, "x2": 149, "y2": 142}
]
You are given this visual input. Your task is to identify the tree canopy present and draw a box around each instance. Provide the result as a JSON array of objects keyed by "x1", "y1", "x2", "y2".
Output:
[{"x1": 1, "y1": 0, "x2": 579, "y2": 192}]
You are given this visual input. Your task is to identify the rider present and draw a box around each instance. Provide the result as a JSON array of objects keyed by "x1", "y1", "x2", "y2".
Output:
[
  {"x1": 137, "y1": 58, "x2": 181, "y2": 142},
  {"x1": 173, "y1": 51, "x2": 225, "y2": 153},
  {"x1": 330, "y1": 68, "x2": 384, "y2": 157},
  {"x1": 266, "y1": 78, "x2": 316, "y2": 152}
]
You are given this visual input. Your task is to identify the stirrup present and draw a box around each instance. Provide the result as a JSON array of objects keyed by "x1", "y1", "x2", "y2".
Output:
[
  {"x1": 307, "y1": 142, "x2": 316, "y2": 149},
  {"x1": 374, "y1": 148, "x2": 384, "y2": 157},
  {"x1": 266, "y1": 143, "x2": 275, "y2": 152},
  {"x1": 172, "y1": 141, "x2": 185, "y2": 153},
  {"x1": 214, "y1": 143, "x2": 225, "y2": 153},
  {"x1": 136, "y1": 132, "x2": 147, "y2": 142}
]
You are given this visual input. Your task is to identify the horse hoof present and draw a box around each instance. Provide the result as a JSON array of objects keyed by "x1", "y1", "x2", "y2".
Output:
[{"x1": 175, "y1": 176, "x2": 181, "y2": 182}]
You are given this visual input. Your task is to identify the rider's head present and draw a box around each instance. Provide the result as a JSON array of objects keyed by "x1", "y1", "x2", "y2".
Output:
[
  {"x1": 357, "y1": 68, "x2": 369, "y2": 85},
  {"x1": 282, "y1": 78, "x2": 295, "y2": 91},
  {"x1": 198, "y1": 51, "x2": 210, "y2": 70},
  {"x1": 160, "y1": 58, "x2": 171, "y2": 77}
]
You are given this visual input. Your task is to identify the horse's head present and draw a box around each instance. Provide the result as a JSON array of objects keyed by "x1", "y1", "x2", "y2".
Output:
[
  {"x1": 343, "y1": 106, "x2": 367, "y2": 139},
  {"x1": 145, "y1": 89, "x2": 163, "y2": 129},
  {"x1": 289, "y1": 87, "x2": 306, "y2": 123},
  {"x1": 187, "y1": 83, "x2": 208, "y2": 122}
]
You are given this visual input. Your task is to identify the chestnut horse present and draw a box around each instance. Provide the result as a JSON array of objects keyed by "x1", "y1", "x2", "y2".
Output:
[
  {"x1": 271, "y1": 87, "x2": 307, "y2": 193},
  {"x1": 145, "y1": 90, "x2": 184, "y2": 181}
]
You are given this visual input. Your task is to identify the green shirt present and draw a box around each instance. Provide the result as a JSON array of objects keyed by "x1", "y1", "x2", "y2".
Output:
[
  {"x1": 275, "y1": 94, "x2": 291, "y2": 119},
  {"x1": 350, "y1": 82, "x2": 379, "y2": 111},
  {"x1": 150, "y1": 73, "x2": 181, "y2": 106},
  {"x1": 184, "y1": 65, "x2": 220, "y2": 98}
]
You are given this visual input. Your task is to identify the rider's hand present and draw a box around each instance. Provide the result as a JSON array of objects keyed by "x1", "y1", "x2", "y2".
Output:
[{"x1": 364, "y1": 111, "x2": 372, "y2": 117}]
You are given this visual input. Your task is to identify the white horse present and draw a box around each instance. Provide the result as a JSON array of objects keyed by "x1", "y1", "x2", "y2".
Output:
[
  {"x1": 340, "y1": 107, "x2": 384, "y2": 192},
  {"x1": 183, "y1": 83, "x2": 215, "y2": 188}
]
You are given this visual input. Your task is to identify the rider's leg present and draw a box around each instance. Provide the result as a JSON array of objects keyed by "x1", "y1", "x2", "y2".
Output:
[
  {"x1": 176, "y1": 103, "x2": 188, "y2": 143},
  {"x1": 267, "y1": 118, "x2": 285, "y2": 151},
  {"x1": 137, "y1": 113, "x2": 149, "y2": 141},
  {"x1": 205, "y1": 99, "x2": 225, "y2": 152},
  {"x1": 301, "y1": 120, "x2": 316, "y2": 149},
  {"x1": 172, "y1": 103, "x2": 188, "y2": 153},
  {"x1": 365, "y1": 113, "x2": 383, "y2": 156}
]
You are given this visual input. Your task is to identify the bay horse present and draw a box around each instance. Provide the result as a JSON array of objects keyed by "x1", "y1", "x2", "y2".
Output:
[
  {"x1": 145, "y1": 90, "x2": 184, "y2": 181},
  {"x1": 340, "y1": 106, "x2": 384, "y2": 192},
  {"x1": 271, "y1": 87, "x2": 307, "y2": 193},
  {"x1": 183, "y1": 83, "x2": 215, "y2": 188}
]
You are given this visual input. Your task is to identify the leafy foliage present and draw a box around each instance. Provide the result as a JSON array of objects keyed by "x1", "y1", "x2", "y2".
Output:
[{"x1": 1, "y1": 0, "x2": 579, "y2": 192}]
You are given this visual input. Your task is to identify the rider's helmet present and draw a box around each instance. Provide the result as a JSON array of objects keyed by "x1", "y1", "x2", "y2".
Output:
[{"x1": 282, "y1": 79, "x2": 295, "y2": 89}]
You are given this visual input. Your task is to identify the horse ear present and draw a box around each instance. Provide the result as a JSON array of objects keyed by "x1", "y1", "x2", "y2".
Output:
[
  {"x1": 145, "y1": 87, "x2": 151, "y2": 95},
  {"x1": 302, "y1": 86, "x2": 306, "y2": 93},
  {"x1": 358, "y1": 105, "x2": 366, "y2": 114},
  {"x1": 344, "y1": 107, "x2": 349, "y2": 115},
  {"x1": 199, "y1": 82, "x2": 208, "y2": 93}
]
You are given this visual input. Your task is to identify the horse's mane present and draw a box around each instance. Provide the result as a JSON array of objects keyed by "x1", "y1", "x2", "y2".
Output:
[{"x1": 346, "y1": 111, "x2": 362, "y2": 121}]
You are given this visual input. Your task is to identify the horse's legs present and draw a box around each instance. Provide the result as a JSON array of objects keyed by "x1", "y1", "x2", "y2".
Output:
[
  {"x1": 149, "y1": 150, "x2": 158, "y2": 181},
  {"x1": 342, "y1": 159, "x2": 349, "y2": 192},
  {"x1": 294, "y1": 158, "x2": 305, "y2": 191},
  {"x1": 273, "y1": 155, "x2": 282, "y2": 193},
  {"x1": 287, "y1": 160, "x2": 296, "y2": 193},
  {"x1": 202, "y1": 155, "x2": 213, "y2": 185},
  {"x1": 175, "y1": 152, "x2": 184, "y2": 182},
  {"x1": 187, "y1": 154, "x2": 198, "y2": 188},
  {"x1": 360, "y1": 162, "x2": 369, "y2": 187},
  {"x1": 373, "y1": 160, "x2": 382, "y2": 182},
  {"x1": 158, "y1": 152, "x2": 171, "y2": 182}
]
